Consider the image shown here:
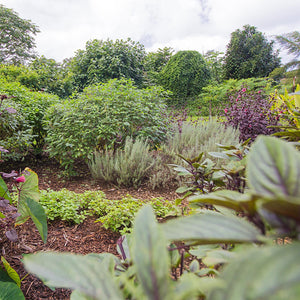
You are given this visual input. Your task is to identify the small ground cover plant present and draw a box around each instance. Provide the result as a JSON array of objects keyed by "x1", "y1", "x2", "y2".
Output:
[{"x1": 39, "y1": 188, "x2": 175, "y2": 234}]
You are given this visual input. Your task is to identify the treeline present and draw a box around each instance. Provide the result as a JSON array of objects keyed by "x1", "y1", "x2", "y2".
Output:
[{"x1": 2, "y1": 5, "x2": 299, "y2": 105}]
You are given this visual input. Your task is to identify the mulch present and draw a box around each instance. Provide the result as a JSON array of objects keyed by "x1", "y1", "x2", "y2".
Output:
[{"x1": 0, "y1": 157, "x2": 179, "y2": 299}]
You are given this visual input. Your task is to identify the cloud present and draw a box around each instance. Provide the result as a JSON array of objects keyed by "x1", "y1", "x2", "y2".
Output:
[{"x1": 1, "y1": 0, "x2": 300, "y2": 62}]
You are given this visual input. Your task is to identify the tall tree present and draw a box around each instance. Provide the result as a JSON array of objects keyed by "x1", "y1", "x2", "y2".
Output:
[
  {"x1": 276, "y1": 31, "x2": 300, "y2": 70},
  {"x1": 29, "y1": 56, "x2": 74, "y2": 98},
  {"x1": 223, "y1": 25, "x2": 280, "y2": 79},
  {"x1": 159, "y1": 50, "x2": 211, "y2": 104},
  {"x1": 0, "y1": 5, "x2": 40, "y2": 65},
  {"x1": 204, "y1": 50, "x2": 224, "y2": 84},
  {"x1": 70, "y1": 38, "x2": 146, "y2": 91},
  {"x1": 144, "y1": 47, "x2": 174, "y2": 86}
]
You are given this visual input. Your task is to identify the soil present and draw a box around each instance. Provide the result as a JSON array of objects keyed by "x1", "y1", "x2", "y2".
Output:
[{"x1": 0, "y1": 157, "x2": 179, "y2": 299}]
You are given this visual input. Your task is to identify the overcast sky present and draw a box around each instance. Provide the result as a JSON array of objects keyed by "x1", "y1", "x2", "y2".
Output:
[{"x1": 1, "y1": 0, "x2": 300, "y2": 63}]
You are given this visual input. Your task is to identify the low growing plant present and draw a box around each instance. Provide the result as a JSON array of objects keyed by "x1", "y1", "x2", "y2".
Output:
[
  {"x1": 88, "y1": 137, "x2": 155, "y2": 188},
  {"x1": 38, "y1": 188, "x2": 174, "y2": 234}
]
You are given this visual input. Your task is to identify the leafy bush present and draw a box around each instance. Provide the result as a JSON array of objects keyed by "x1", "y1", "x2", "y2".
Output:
[
  {"x1": 70, "y1": 38, "x2": 146, "y2": 91},
  {"x1": 0, "y1": 64, "x2": 40, "y2": 91},
  {"x1": 159, "y1": 50, "x2": 211, "y2": 105},
  {"x1": 194, "y1": 77, "x2": 277, "y2": 116},
  {"x1": 23, "y1": 136, "x2": 300, "y2": 300},
  {"x1": 148, "y1": 120, "x2": 240, "y2": 189},
  {"x1": 0, "y1": 78, "x2": 59, "y2": 156},
  {"x1": 0, "y1": 94, "x2": 34, "y2": 160},
  {"x1": 89, "y1": 137, "x2": 155, "y2": 188},
  {"x1": 223, "y1": 87, "x2": 280, "y2": 142},
  {"x1": 45, "y1": 79, "x2": 169, "y2": 173},
  {"x1": 161, "y1": 120, "x2": 240, "y2": 165}
]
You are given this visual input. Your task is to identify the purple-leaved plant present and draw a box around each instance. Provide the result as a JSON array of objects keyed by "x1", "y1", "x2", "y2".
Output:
[{"x1": 223, "y1": 87, "x2": 280, "y2": 142}]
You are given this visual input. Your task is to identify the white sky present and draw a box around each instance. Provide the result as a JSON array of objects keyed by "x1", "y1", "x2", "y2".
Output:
[{"x1": 1, "y1": 0, "x2": 300, "y2": 63}]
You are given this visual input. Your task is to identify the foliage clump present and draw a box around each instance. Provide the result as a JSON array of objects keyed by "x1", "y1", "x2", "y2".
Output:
[
  {"x1": 159, "y1": 50, "x2": 211, "y2": 104},
  {"x1": 89, "y1": 137, "x2": 155, "y2": 188},
  {"x1": 70, "y1": 38, "x2": 146, "y2": 91},
  {"x1": 45, "y1": 79, "x2": 169, "y2": 173},
  {"x1": 223, "y1": 24, "x2": 280, "y2": 80},
  {"x1": 223, "y1": 87, "x2": 280, "y2": 142}
]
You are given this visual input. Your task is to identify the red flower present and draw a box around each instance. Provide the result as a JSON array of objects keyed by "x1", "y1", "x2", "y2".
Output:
[
  {"x1": 224, "y1": 108, "x2": 228, "y2": 113},
  {"x1": 15, "y1": 176, "x2": 26, "y2": 183},
  {"x1": 242, "y1": 88, "x2": 247, "y2": 92}
]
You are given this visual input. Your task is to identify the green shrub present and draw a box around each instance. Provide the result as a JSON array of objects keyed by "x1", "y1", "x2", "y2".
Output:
[
  {"x1": 148, "y1": 120, "x2": 240, "y2": 189},
  {"x1": 0, "y1": 78, "x2": 59, "y2": 156},
  {"x1": 0, "y1": 64, "x2": 40, "y2": 91},
  {"x1": 45, "y1": 79, "x2": 169, "y2": 173},
  {"x1": 0, "y1": 95, "x2": 34, "y2": 160},
  {"x1": 89, "y1": 137, "x2": 155, "y2": 187},
  {"x1": 194, "y1": 77, "x2": 277, "y2": 116},
  {"x1": 161, "y1": 120, "x2": 240, "y2": 165},
  {"x1": 159, "y1": 50, "x2": 211, "y2": 105}
]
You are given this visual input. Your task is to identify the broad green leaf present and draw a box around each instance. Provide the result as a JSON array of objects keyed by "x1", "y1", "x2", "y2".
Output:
[
  {"x1": 1, "y1": 256, "x2": 21, "y2": 287},
  {"x1": 117, "y1": 235, "x2": 131, "y2": 261},
  {"x1": 16, "y1": 197, "x2": 47, "y2": 243},
  {"x1": 189, "y1": 260, "x2": 200, "y2": 272},
  {"x1": 0, "y1": 176, "x2": 11, "y2": 202},
  {"x1": 169, "y1": 243, "x2": 181, "y2": 268},
  {"x1": 189, "y1": 190, "x2": 256, "y2": 215},
  {"x1": 189, "y1": 245, "x2": 218, "y2": 259},
  {"x1": 174, "y1": 274, "x2": 224, "y2": 300},
  {"x1": 202, "y1": 249, "x2": 235, "y2": 267},
  {"x1": 71, "y1": 290, "x2": 94, "y2": 300},
  {"x1": 259, "y1": 196, "x2": 300, "y2": 222},
  {"x1": 161, "y1": 211, "x2": 262, "y2": 245},
  {"x1": 176, "y1": 186, "x2": 193, "y2": 194},
  {"x1": 0, "y1": 211, "x2": 5, "y2": 218},
  {"x1": 247, "y1": 136, "x2": 300, "y2": 197},
  {"x1": 19, "y1": 168, "x2": 40, "y2": 202},
  {"x1": 208, "y1": 243, "x2": 300, "y2": 300},
  {"x1": 23, "y1": 252, "x2": 123, "y2": 300},
  {"x1": 0, "y1": 266, "x2": 14, "y2": 283},
  {"x1": 209, "y1": 152, "x2": 230, "y2": 160},
  {"x1": 0, "y1": 282, "x2": 25, "y2": 300},
  {"x1": 132, "y1": 205, "x2": 172, "y2": 300},
  {"x1": 17, "y1": 168, "x2": 41, "y2": 225}
]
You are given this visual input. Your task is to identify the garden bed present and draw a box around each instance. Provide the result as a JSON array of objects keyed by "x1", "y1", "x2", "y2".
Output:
[{"x1": 1, "y1": 157, "x2": 179, "y2": 299}]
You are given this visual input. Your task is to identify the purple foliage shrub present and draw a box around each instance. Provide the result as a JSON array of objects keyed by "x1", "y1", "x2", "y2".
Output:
[{"x1": 223, "y1": 87, "x2": 280, "y2": 142}]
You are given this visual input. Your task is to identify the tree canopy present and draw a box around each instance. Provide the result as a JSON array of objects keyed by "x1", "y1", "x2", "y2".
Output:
[
  {"x1": 276, "y1": 31, "x2": 300, "y2": 70},
  {"x1": 0, "y1": 5, "x2": 40, "y2": 65},
  {"x1": 223, "y1": 25, "x2": 280, "y2": 80},
  {"x1": 70, "y1": 38, "x2": 146, "y2": 91},
  {"x1": 159, "y1": 50, "x2": 211, "y2": 102}
]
